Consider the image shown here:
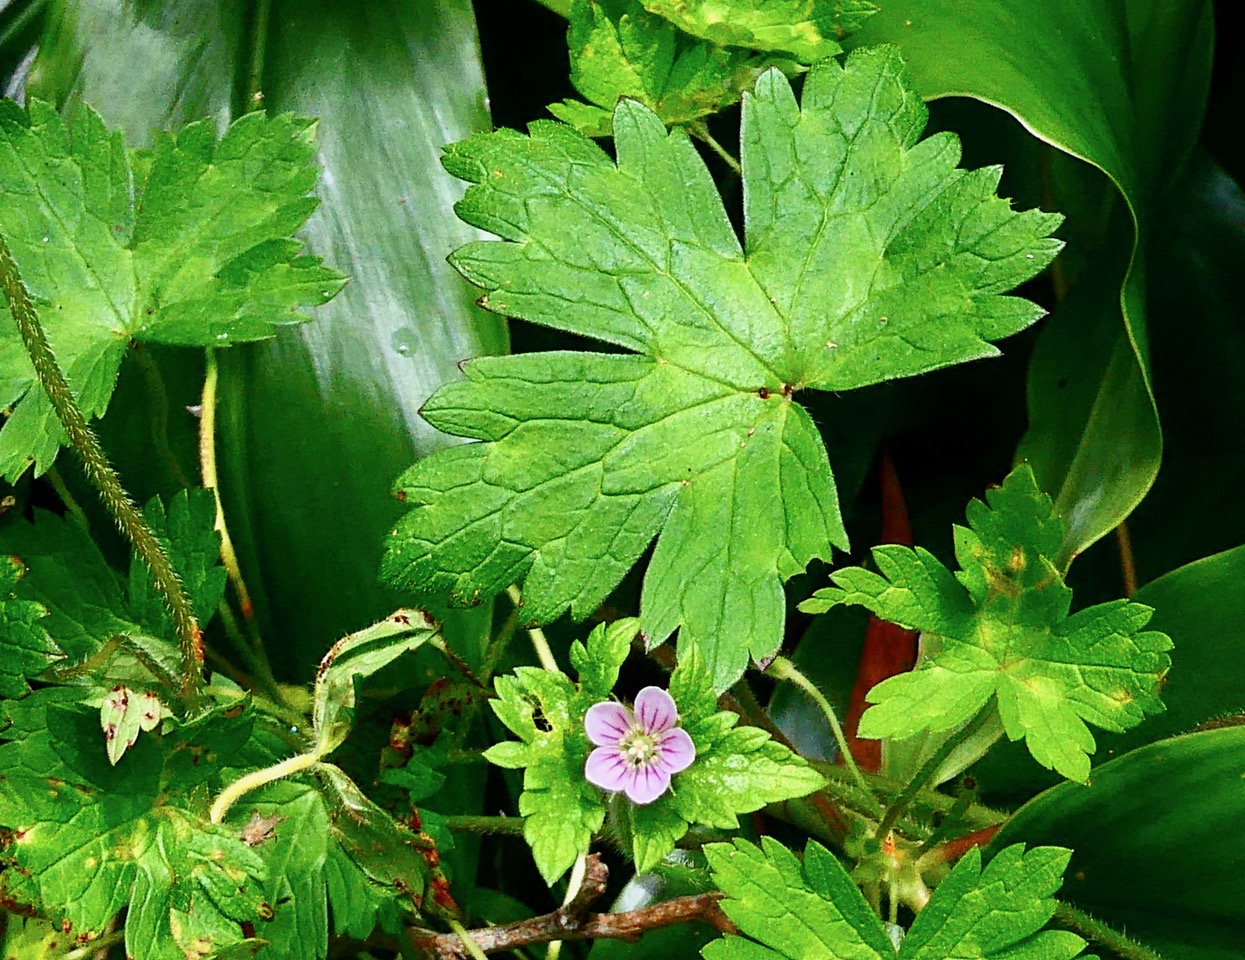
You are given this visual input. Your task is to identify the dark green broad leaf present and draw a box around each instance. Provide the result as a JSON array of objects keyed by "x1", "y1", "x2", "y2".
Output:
[
  {"x1": 994, "y1": 727, "x2": 1245, "y2": 960},
  {"x1": 552, "y1": 0, "x2": 780, "y2": 137},
  {"x1": 703, "y1": 838, "x2": 1088, "y2": 960},
  {"x1": 215, "y1": 0, "x2": 508, "y2": 675},
  {"x1": 385, "y1": 45, "x2": 1062, "y2": 691},
  {"x1": 852, "y1": 0, "x2": 1213, "y2": 563},
  {"x1": 0, "y1": 99, "x2": 344, "y2": 479}
]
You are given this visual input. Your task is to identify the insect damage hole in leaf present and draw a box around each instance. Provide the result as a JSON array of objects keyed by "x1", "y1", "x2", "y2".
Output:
[{"x1": 383, "y1": 44, "x2": 1063, "y2": 691}]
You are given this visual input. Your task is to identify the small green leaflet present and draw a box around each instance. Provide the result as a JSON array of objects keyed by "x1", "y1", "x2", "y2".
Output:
[
  {"x1": 0, "y1": 697, "x2": 270, "y2": 960},
  {"x1": 100, "y1": 685, "x2": 164, "y2": 766},
  {"x1": 641, "y1": 0, "x2": 876, "y2": 61},
  {"x1": 128, "y1": 489, "x2": 228, "y2": 637},
  {"x1": 800, "y1": 465, "x2": 1173, "y2": 782},
  {"x1": 485, "y1": 622, "x2": 823, "y2": 880},
  {"x1": 0, "y1": 100, "x2": 345, "y2": 479},
  {"x1": 702, "y1": 838, "x2": 1091, "y2": 960},
  {"x1": 384, "y1": 45, "x2": 1063, "y2": 691},
  {"x1": 0, "y1": 554, "x2": 60, "y2": 697},
  {"x1": 312, "y1": 609, "x2": 439, "y2": 757},
  {"x1": 552, "y1": 0, "x2": 778, "y2": 137}
]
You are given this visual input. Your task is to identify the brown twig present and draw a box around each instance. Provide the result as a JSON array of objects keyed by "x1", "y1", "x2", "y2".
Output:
[{"x1": 407, "y1": 855, "x2": 733, "y2": 958}]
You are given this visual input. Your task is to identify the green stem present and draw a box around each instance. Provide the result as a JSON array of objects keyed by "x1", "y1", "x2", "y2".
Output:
[
  {"x1": 765, "y1": 655, "x2": 869, "y2": 791},
  {"x1": 0, "y1": 232, "x2": 205, "y2": 703},
  {"x1": 200, "y1": 350, "x2": 265, "y2": 651},
  {"x1": 58, "y1": 928, "x2": 127, "y2": 960},
  {"x1": 130, "y1": 343, "x2": 192, "y2": 489},
  {"x1": 44, "y1": 465, "x2": 90, "y2": 530},
  {"x1": 690, "y1": 121, "x2": 743, "y2": 176},
  {"x1": 873, "y1": 706, "x2": 993, "y2": 843},
  {"x1": 448, "y1": 918, "x2": 490, "y2": 960},
  {"x1": 1054, "y1": 902, "x2": 1167, "y2": 960},
  {"x1": 245, "y1": 0, "x2": 273, "y2": 107},
  {"x1": 546, "y1": 852, "x2": 587, "y2": 960},
  {"x1": 444, "y1": 815, "x2": 526, "y2": 836},
  {"x1": 209, "y1": 749, "x2": 318, "y2": 824},
  {"x1": 508, "y1": 585, "x2": 560, "y2": 673}
]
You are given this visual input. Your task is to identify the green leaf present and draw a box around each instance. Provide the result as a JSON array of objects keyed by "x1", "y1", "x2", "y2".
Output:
[
  {"x1": 384, "y1": 46, "x2": 1062, "y2": 691},
  {"x1": 569, "y1": 617, "x2": 642, "y2": 700},
  {"x1": 552, "y1": 0, "x2": 776, "y2": 137},
  {"x1": 803, "y1": 465, "x2": 1172, "y2": 782},
  {"x1": 702, "y1": 838, "x2": 1086, "y2": 960},
  {"x1": 0, "y1": 554, "x2": 60, "y2": 697},
  {"x1": 995, "y1": 727, "x2": 1245, "y2": 960},
  {"x1": 1, "y1": 511, "x2": 139, "y2": 660},
  {"x1": 128, "y1": 488, "x2": 227, "y2": 636},
  {"x1": 311, "y1": 609, "x2": 438, "y2": 757},
  {"x1": 99, "y1": 685, "x2": 164, "y2": 766},
  {"x1": 641, "y1": 0, "x2": 876, "y2": 62},
  {"x1": 0, "y1": 100, "x2": 344, "y2": 479},
  {"x1": 0, "y1": 698, "x2": 270, "y2": 960},
  {"x1": 486, "y1": 667, "x2": 605, "y2": 884}
]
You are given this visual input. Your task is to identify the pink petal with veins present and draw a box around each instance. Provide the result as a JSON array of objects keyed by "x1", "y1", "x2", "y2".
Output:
[
  {"x1": 623, "y1": 764, "x2": 671, "y2": 805},
  {"x1": 584, "y1": 701, "x2": 634, "y2": 746},
  {"x1": 633, "y1": 686, "x2": 678, "y2": 734},
  {"x1": 656, "y1": 727, "x2": 696, "y2": 774},
  {"x1": 585, "y1": 747, "x2": 631, "y2": 792}
]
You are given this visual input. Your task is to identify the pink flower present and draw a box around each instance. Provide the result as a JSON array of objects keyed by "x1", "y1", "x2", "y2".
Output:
[{"x1": 583, "y1": 686, "x2": 696, "y2": 805}]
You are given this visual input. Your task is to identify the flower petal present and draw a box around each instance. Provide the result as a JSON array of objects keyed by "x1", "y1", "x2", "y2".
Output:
[
  {"x1": 633, "y1": 686, "x2": 679, "y2": 734},
  {"x1": 623, "y1": 764, "x2": 671, "y2": 805},
  {"x1": 584, "y1": 701, "x2": 634, "y2": 746},
  {"x1": 656, "y1": 727, "x2": 696, "y2": 775},
  {"x1": 585, "y1": 747, "x2": 631, "y2": 792}
]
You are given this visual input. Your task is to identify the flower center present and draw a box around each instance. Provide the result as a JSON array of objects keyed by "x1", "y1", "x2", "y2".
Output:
[{"x1": 618, "y1": 728, "x2": 659, "y2": 768}]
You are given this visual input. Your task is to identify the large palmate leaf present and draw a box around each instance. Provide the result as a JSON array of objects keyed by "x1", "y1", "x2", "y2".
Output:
[
  {"x1": 0, "y1": 100, "x2": 344, "y2": 479},
  {"x1": 803, "y1": 466, "x2": 1172, "y2": 782},
  {"x1": 384, "y1": 45, "x2": 1062, "y2": 690}
]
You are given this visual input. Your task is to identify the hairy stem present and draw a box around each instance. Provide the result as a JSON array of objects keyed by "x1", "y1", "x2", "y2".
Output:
[
  {"x1": 0, "y1": 232, "x2": 205, "y2": 703},
  {"x1": 690, "y1": 121, "x2": 743, "y2": 176},
  {"x1": 765, "y1": 655, "x2": 870, "y2": 791},
  {"x1": 873, "y1": 706, "x2": 993, "y2": 843},
  {"x1": 209, "y1": 750, "x2": 318, "y2": 824},
  {"x1": 443, "y1": 815, "x2": 527, "y2": 837},
  {"x1": 1054, "y1": 902, "x2": 1167, "y2": 960}
]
